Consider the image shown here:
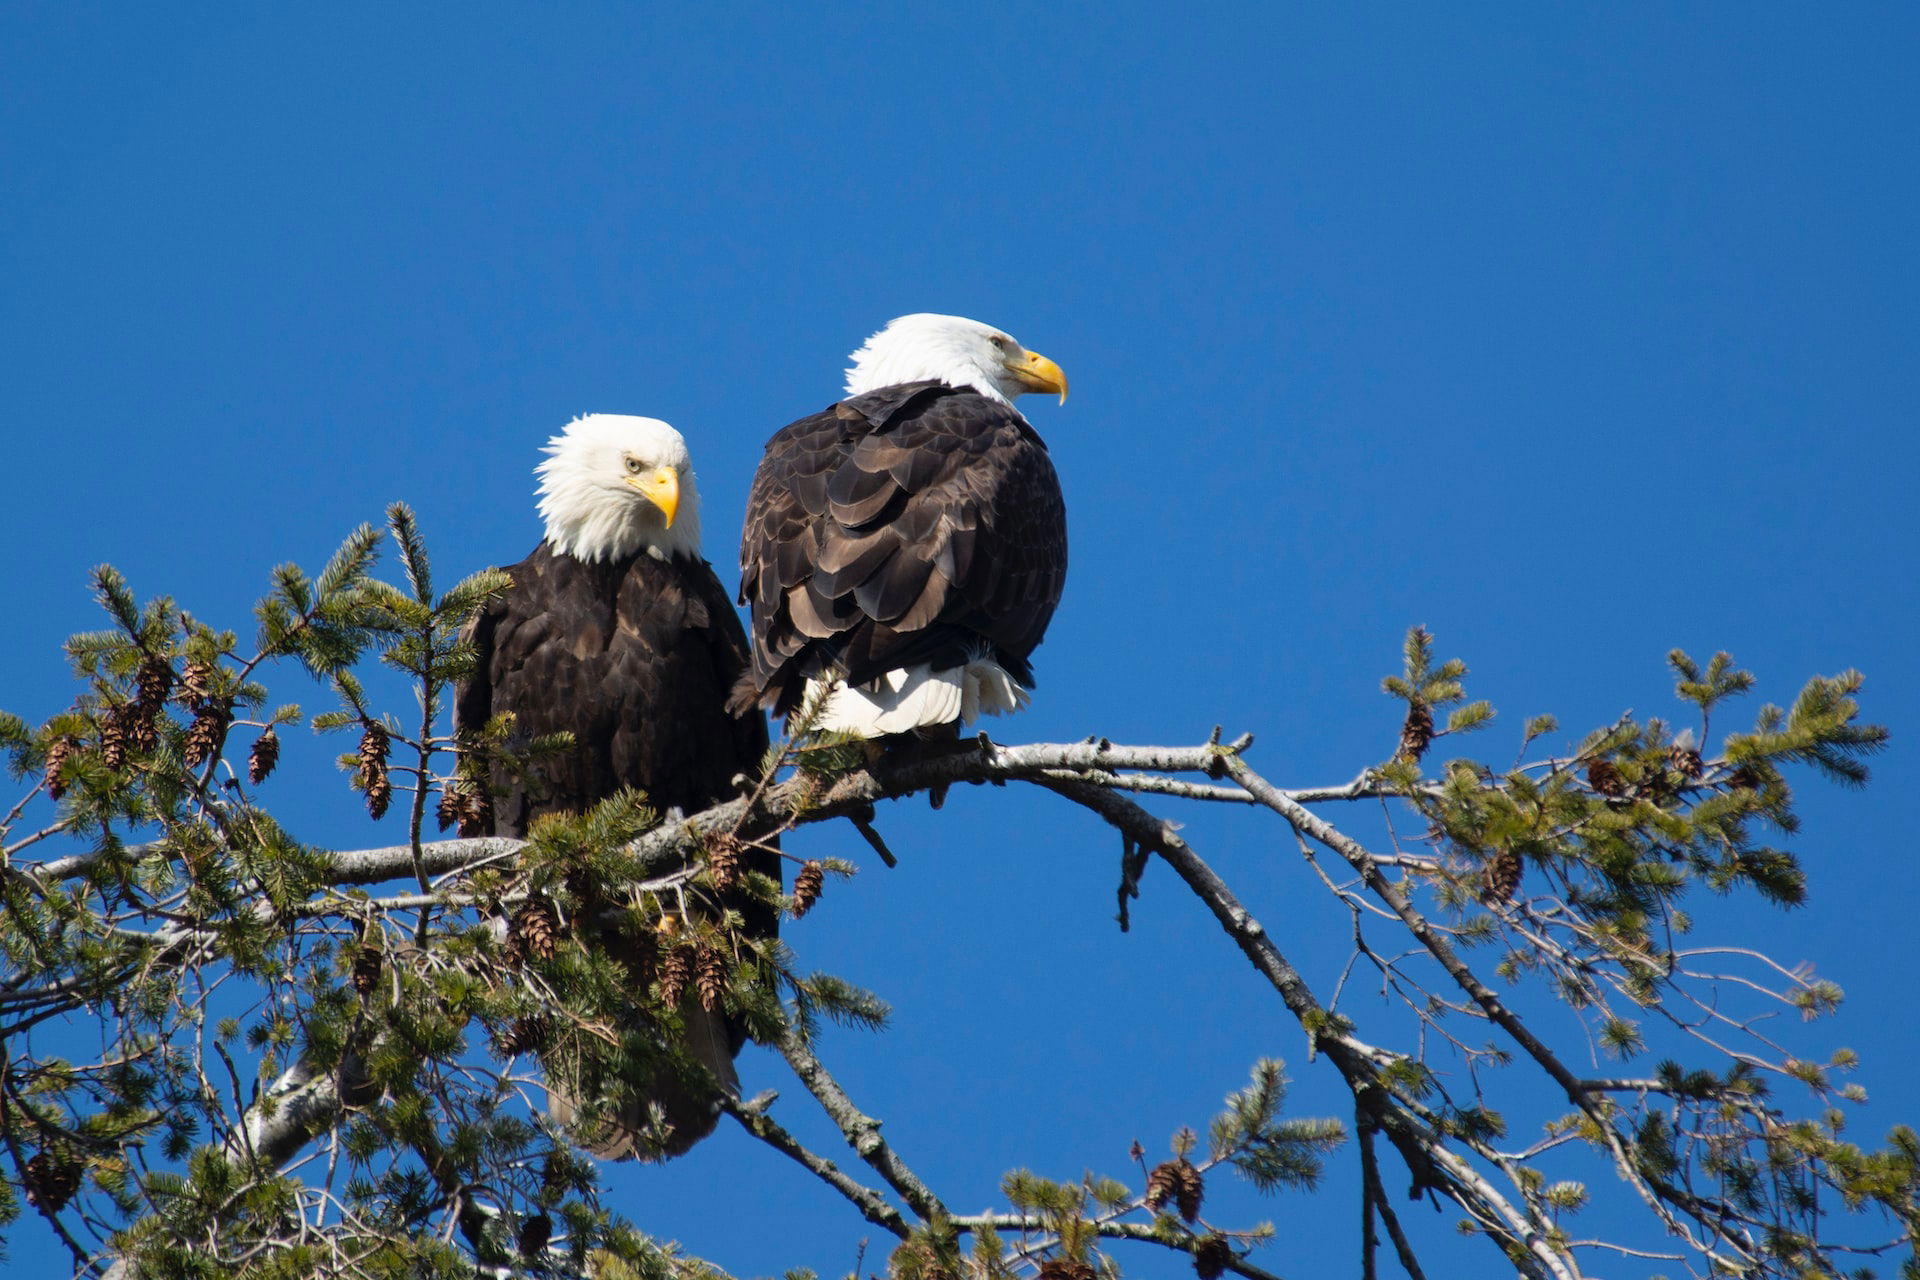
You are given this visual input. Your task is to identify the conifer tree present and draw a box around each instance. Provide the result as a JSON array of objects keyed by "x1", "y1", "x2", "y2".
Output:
[{"x1": 0, "y1": 511, "x2": 1907, "y2": 1279}]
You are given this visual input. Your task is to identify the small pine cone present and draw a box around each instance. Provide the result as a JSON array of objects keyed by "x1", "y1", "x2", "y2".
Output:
[
  {"x1": 356, "y1": 724, "x2": 392, "y2": 819},
  {"x1": 705, "y1": 832, "x2": 743, "y2": 893},
  {"x1": 182, "y1": 703, "x2": 230, "y2": 769},
  {"x1": 1728, "y1": 764, "x2": 1761, "y2": 792},
  {"x1": 357, "y1": 724, "x2": 392, "y2": 819},
  {"x1": 518, "y1": 1211, "x2": 552, "y2": 1259},
  {"x1": 350, "y1": 946, "x2": 383, "y2": 997},
  {"x1": 435, "y1": 785, "x2": 461, "y2": 832},
  {"x1": 658, "y1": 943, "x2": 694, "y2": 1007},
  {"x1": 502, "y1": 926, "x2": 525, "y2": 970},
  {"x1": 23, "y1": 1151, "x2": 81, "y2": 1213},
  {"x1": 99, "y1": 708, "x2": 129, "y2": 771},
  {"x1": 357, "y1": 722, "x2": 390, "y2": 767},
  {"x1": 1036, "y1": 1260, "x2": 1096, "y2": 1280},
  {"x1": 511, "y1": 898, "x2": 560, "y2": 964},
  {"x1": 1669, "y1": 745, "x2": 1705, "y2": 780},
  {"x1": 135, "y1": 657, "x2": 174, "y2": 713},
  {"x1": 496, "y1": 1015, "x2": 549, "y2": 1057},
  {"x1": 1192, "y1": 1234, "x2": 1233, "y2": 1280},
  {"x1": 1396, "y1": 700, "x2": 1435, "y2": 763},
  {"x1": 248, "y1": 728, "x2": 280, "y2": 784},
  {"x1": 1145, "y1": 1160, "x2": 1178, "y2": 1212},
  {"x1": 791, "y1": 860, "x2": 825, "y2": 919},
  {"x1": 1146, "y1": 1157, "x2": 1205, "y2": 1221},
  {"x1": 1483, "y1": 846, "x2": 1523, "y2": 904},
  {"x1": 1173, "y1": 1159, "x2": 1204, "y2": 1222},
  {"x1": 126, "y1": 700, "x2": 161, "y2": 755},
  {"x1": 177, "y1": 660, "x2": 215, "y2": 705},
  {"x1": 458, "y1": 785, "x2": 491, "y2": 838},
  {"x1": 363, "y1": 769, "x2": 392, "y2": 820},
  {"x1": 1129, "y1": 1139, "x2": 1145, "y2": 1163},
  {"x1": 43, "y1": 736, "x2": 75, "y2": 801},
  {"x1": 695, "y1": 944, "x2": 730, "y2": 1013},
  {"x1": 1586, "y1": 759, "x2": 1627, "y2": 799}
]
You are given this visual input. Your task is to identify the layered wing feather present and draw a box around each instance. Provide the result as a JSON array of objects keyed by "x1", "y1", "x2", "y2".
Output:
[
  {"x1": 457, "y1": 546, "x2": 765, "y2": 830},
  {"x1": 454, "y1": 544, "x2": 771, "y2": 1160},
  {"x1": 735, "y1": 381, "x2": 1068, "y2": 717}
]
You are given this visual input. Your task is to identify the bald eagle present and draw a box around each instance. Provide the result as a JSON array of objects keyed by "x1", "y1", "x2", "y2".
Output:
[
  {"x1": 734, "y1": 314, "x2": 1069, "y2": 737},
  {"x1": 455, "y1": 413, "x2": 770, "y2": 1160}
]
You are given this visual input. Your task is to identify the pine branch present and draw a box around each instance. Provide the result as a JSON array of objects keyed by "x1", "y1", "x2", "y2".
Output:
[
  {"x1": 773, "y1": 1024, "x2": 949, "y2": 1222},
  {"x1": 721, "y1": 1094, "x2": 911, "y2": 1238}
]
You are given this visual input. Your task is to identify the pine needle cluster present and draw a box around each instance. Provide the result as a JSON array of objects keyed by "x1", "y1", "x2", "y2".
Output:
[{"x1": 0, "y1": 512, "x2": 1904, "y2": 1280}]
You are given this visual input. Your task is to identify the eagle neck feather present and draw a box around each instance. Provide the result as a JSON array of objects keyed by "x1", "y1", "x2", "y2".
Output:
[{"x1": 539, "y1": 482, "x2": 702, "y2": 565}]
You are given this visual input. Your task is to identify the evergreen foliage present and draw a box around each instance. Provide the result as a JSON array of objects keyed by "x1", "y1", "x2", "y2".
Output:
[{"x1": 0, "y1": 520, "x2": 1907, "y2": 1280}]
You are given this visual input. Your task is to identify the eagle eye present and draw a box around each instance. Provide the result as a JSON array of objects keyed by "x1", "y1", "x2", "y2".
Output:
[
  {"x1": 624, "y1": 455, "x2": 644, "y2": 474},
  {"x1": 988, "y1": 334, "x2": 1010, "y2": 352}
]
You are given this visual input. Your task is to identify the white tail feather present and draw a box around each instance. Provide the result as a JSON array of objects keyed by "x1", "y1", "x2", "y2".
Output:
[{"x1": 804, "y1": 659, "x2": 1029, "y2": 738}]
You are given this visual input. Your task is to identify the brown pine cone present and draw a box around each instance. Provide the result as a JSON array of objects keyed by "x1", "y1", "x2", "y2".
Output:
[
  {"x1": 135, "y1": 657, "x2": 174, "y2": 713},
  {"x1": 182, "y1": 703, "x2": 231, "y2": 769},
  {"x1": 358, "y1": 722, "x2": 390, "y2": 766},
  {"x1": 1396, "y1": 699, "x2": 1435, "y2": 763},
  {"x1": 696, "y1": 944, "x2": 730, "y2": 1013},
  {"x1": 658, "y1": 943, "x2": 694, "y2": 1007},
  {"x1": 99, "y1": 707, "x2": 130, "y2": 771},
  {"x1": 22, "y1": 1151, "x2": 81, "y2": 1213},
  {"x1": 1173, "y1": 1159, "x2": 1204, "y2": 1222},
  {"x1": 1585, "y1": 759, "x2": 1627, "y2": 799},
  {"x1": 791, "y1": 860, "x2": 825, "y2": 919},
  {"x1": 458, "y1": 784, "x2": 491, "y2": 838},
  {"x1": 1146, "y1": 1157, "x2": 1204, "y2": 1221},
  {"x1": 126, "y1": 700, "x2": 161, "y2": 755},
  {"x1": 1728, "y1": 764, "x2": 1761, "y2": 792},
  {"x1": 248, "y1": 727, "x2": 280, "y2": 784},
  {"x1": 1482, "y1": 846, "x2": 1523, "y2": 904},
  {"x1": 177, "y1": 660, "x2": 215, "y2": 705},
  {"x1": 435, "y1": 785, "x2": 461, "y2": 832},
  {"x1": 363, "y1": 769, "x2": 392, "y2": 820},
  {"x1": 1192, "y1": 1234, "x2": 1233, "y2": 1280},
  {"x1": 1036, "y1": 1260, "x2": 1096, "y2": 1280},
  {"x1": 350, "y1": 946, "x2": 384, "y2": 997},
  {"x1": 1145, "y1": 1159, "x2": 1179, "y2": 1212},
  {"x1": 705, "y1": 832, "x2": 743, "y2": 893},
  {"x1": 511, "y1": 898, "x2": 560, "y2": 964},
  {"x1": 496, "y1": 1016, "x2": 549, "y2": 1057},
  {"x1": 357, "y1": 724, "x2": 392, "y2": 819},
  {"x1": 43, "y1": 736, "x2": 75, "y2": 800}
]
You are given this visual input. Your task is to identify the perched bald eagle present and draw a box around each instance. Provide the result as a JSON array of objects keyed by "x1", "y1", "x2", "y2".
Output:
[
  {"x1": 456, "y1": 413, "x2": 770, "y2": 1160},
  {"x1": 735, "y1": 314, "x2": 1069, "y2": 737}
]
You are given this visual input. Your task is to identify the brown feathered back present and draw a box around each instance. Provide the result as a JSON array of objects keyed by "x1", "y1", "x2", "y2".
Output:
[{"x1": 734, "y1": 381, "x2": 1068, "y2": 716}]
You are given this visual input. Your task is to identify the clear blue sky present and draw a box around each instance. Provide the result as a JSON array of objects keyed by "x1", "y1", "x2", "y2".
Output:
[{"x1": 4, "y1": 6, "x2": 1916, "y2": 1276}]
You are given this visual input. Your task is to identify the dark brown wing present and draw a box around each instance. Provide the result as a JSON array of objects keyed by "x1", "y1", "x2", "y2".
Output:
[
  {"x1": 457, "y1": 544, "x2": 767, "y2": 834},
  {"x1": 452, "y1": 543, "x2": 772, "y2": 1160},
  {"x1": 735, "y1": 381, "x2": 1069, "y2": 716}
]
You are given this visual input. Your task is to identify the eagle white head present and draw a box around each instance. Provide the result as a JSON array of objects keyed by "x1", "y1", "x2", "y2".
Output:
[
  {"x1": 535, "y1": 414, "x2": 703, "y2": 564},
  {"x1": 844, "y1": 313, "x2": 1069, "y2": 407}
]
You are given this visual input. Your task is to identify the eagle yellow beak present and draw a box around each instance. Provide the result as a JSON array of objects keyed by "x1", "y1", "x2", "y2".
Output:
[
  {"x1": 625, "y1": 466, "x2": 681, "y2": 527},
  {"x1": 1006, "y1": 348, "x2": 1069, "y2": 404}
]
